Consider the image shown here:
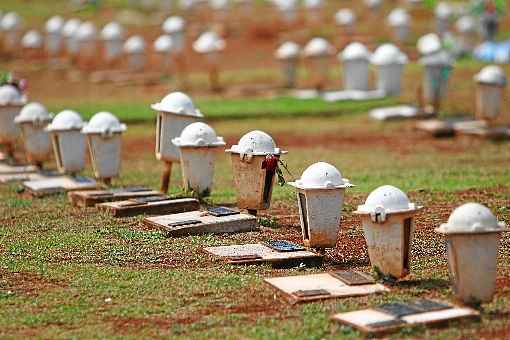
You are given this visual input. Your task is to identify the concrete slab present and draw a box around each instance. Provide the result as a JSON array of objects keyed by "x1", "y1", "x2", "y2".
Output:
[
  {"x1": 68, "y1": 187, "x2": 161, "y2": 207},
  {"x1": 97, "y1": 196, "x2": 199, "y2": 218},
  {"x1": 264, "y1": 272, "x2": 388, "y2": 304},
  {"x1": 145, "y1": 210, "x2": 258, "y2": 236},
  {"x1": 0, "y1": 163, "x2": 38, "y2": 174},
  {"x1": 331, "y1": 301, "x2": 479, "y2": 335},
  {"x1": 23, "y1": 176, "x2": 98, "y2": 197},
  {"x1": 0, "y1": 172, "x2": 49, "y2": 184},
  {"x1": 369, "y1": 105, "x2": 422, "y2": 121},
  {"x1": 323, "y1": 90, "x2": 385, "y2": 102}
]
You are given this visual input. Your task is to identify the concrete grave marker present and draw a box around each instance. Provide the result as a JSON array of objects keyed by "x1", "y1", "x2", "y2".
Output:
[
  {"x1": 154, "y1": 35, "x2": 173, "y2": 73},
  {"x1": 45, "y1": 15, "x2": 64, "y2": 58},
  {"x1": 474, "y1": 65, "x2": 506, "y2": 123},
  {"x1": 101, "y1": 21, "x2": 124, "y2": 63},
  {"x1": 1, "y1": 12, "x2": 22, "y2": 51},
  {"x1": 387, "y1": 8, "x2": 410, "y2": 43},
  {"x1": 436, "y1": 203, "x2": 506, "y2": 304},
  {"x1": 151, "y1": 92, "x2": 203, "y2": 193},
  {"x1": 193, "y1": 31, "x2": 225, "y2": 92},
  {"x1": 172, "y1": 122, "x2": 225, "y2": 197},
  {"x1": 275, "y1": 42, "x2": 300, "y2": 89},
  {"x1": 288, "y1": 162, "x2": 354, "y2": 249},
  {"x1": 264, "y1": 272, "x2": 388, "y2": 304},
  {"x1": 144, "y1": 208, "x2": 257, "y2": 236},
  {"x1": 97, "y1": 196, "x2": 199, "y2": 217},
  {"x1": 63, "y1": 18, "x2": 81, "y2": 57},
  {"x1": 14, "y1": 102, "x2": 53, "y2": 168},
  {"x1": 75, "y1": 21, "x2": 97, "y2": 68},
  {"x1": 204, "y1": 242, "x2": 322, "y2": 268},
  {"x1": 226, "y1": 130, "x2": 287, "y2": 215},
  {"x1": 46, "y1": 110, "x2": 87, "y2": 175},
  {"x1": 371, "y1": 44, "x2": 408, "y2": 96},
  {"x1": 22, "y1": 30, "x2": 44, "y2": 58},
  {"x1": 0, "y1": 85, "x2": 26, "y2": 159},
  {"x1": 302, "y1": 38, "x2": 335, "y2": 91},
  {"x1": 82, "y1": 112, "x2": 126, "y2": 185},
  {"x1": 339, "y1": 42, "x2": 370, "y2": 91},
  {"x1": 123, "y1": 35, "x2": 145, "y2": 72},
  {"x1": 355, "y1": 185, "x2": 423, "y2": 280}
]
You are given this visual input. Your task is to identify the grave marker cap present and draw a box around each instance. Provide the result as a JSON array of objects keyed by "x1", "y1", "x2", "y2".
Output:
[
  {"x1": 101, "y1": 21, "x2": 124, "y2": 41},
  {"x1": 474, "y1": 65, "x2": 507, "y2": 86},
  {"x1": 289, "y1": 162, "x2": 353, "y2": 189},
  {"x1": 436, "y1": 203, "x2": 505, "y2": 234},
  {"x1": 226, "y1": 130, "x2": 286, "y2": 155},
  {"x1": 15, "y1": 102, "x2": 52, "y2": 124},
  {"x1": 303, "y1": 37, "x2": 335, "y2": 58},
  {"x1": 63, "y1": 18, "x2": 81, "y2": 38},
  {"x1": 123, "y1": 35, "x2": 145, "y2": 53},
  {"x1": 46, "y1": 110, "x2": 85, "y2": 131},
  {"x1": 275, "y1": 41, "x2": 300, "y2": 60},
  {"x1": 1, "y1": 12, "x2": 21, "y2": 31},
  {"x1": 340, "y1": 42, "x2": 370, "y2": 61},
  {"x1": 22, "y1": 30, "x2": 43, "y2": 48},
  {"x1": 76, "y1": 21, "x2": 97, "y2": 41},
  {"x1": 173, "y1": 122, "x2": 225, "y2": 147},
  {"x1": 82, "y1": 111, "x2": 126, "y2": 135},
  {"x1": 154, "y1": 34, "x2": 173, "y2": 53},
  {"x1": 151, "y1": 91, "x2": 203, "y2": 117},
  {"x1": 162, "y1": 16, "x2": 185, "y2": 34},
  {"x1": 387, "y1": 8, "x2": 410, "y2": 27},
  {"x1": 193, "y1": 31, "x2": 225, "y2": 54},
  {"x1": 45, "y1": 15, "x2": 64, "y2": 34},
  {"x1": 371, "y1": 43, "x2": 408, "y2": 65},
  {"x1": 0, "y1": 85, "x2": 25, "y2": 106}
]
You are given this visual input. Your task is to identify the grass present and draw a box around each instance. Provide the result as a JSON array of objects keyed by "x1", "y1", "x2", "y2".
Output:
[
  {"x1": 1, "y1": 109, "x2": 510, "y2": 338},
  {"x1": 48, "y1": 96, "x2": 396, "y2": 122}
]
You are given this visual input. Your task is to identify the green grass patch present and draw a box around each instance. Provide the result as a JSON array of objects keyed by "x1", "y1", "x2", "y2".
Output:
[{"x1": 48, "y1": 96, "x2": 396, "y2": 122}]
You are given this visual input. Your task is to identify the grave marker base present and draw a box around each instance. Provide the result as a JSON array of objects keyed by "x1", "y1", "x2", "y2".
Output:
[
  {"x1": 23, "y1": 176, "x2": 98, "y2": 197},
  {"x1": 331, "y1": 300, "x2": 479, "y2": 335},
  {"x1": 145, "y1": 210, "x2": 258, "y2": 236},
  {"x1": 97, "y1": 197, "x2": 199, "y2": 217},
  {"x1": 68, "y1": 187, "x2": 161, "y2": 207},
  {"x1": 205, "y1": 243, "x2": 323, "y2": 269},
  {"x1": 264, "y1": 272, "x2": 387, "y2": 304}
]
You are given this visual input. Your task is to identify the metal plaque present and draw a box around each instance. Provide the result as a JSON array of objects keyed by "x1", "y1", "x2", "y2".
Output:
[
  {"x1": 130, "y1": 195, "x2": 169, "y2": 204},
  {"x1": 207, "y1": 206, "x2": 240, "y2": 217},
  {"x1": 375, "y1": 303, "x2": 423, "y2": 318},
  {"x1": 366, "y1": 319, "x2": 406, "y2": 330},
  {"x1": 292, "y1": 289, "x2": 331, "y2": 298},
  {"x1": 167, "y1": 219, "x2": 201, "y2": 228},
  {"x1": 408, "y1": 299, "x2": 451, "y2": 313},
  {"x1": 122, "y1": 186, "x2": 151, "y2": 193},
  {"x1": 265, "y1": 240, "x2": 305, "y2": 252},
  {"x1": 228, "y1": 254, "x2": 263, "y2": 261},
  {"x1": 330, "y1": 271, "x2": 375, "y2": 286}
]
